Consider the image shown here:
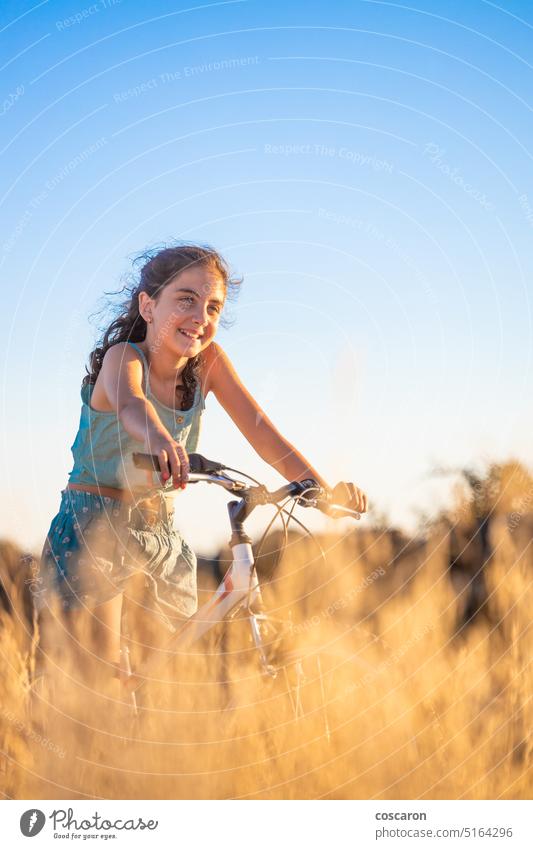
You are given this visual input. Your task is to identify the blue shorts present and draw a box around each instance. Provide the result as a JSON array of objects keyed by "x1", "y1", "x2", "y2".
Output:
[{"x1": 37, "y1": 488, "x2": 198, "y2": 629}]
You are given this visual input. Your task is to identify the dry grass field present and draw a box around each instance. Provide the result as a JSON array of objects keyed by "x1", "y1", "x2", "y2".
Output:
[{"x1": 0, "y1": 461, "x2": 531, "y2": 799}]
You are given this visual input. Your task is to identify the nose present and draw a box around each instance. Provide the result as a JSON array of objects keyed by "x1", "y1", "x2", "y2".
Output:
[{"x1": 192, "y1": 301, "x2": 210, "y2": 327}]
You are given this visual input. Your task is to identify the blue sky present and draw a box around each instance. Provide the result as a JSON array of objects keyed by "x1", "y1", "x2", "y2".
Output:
[{"x1": 1, "y1": 0, "x2": 532, "y2": 554}]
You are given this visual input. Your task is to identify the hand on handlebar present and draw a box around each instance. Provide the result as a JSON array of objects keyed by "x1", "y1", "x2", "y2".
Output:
[
  {"x1": 131, "y1": 452, "x2": 366, "y2": 520},
  {"x1": 144, "y1": 433, "x2": 189, "y2": 488},
  {"x1": 325, "y1": 481, "x2": 368, "y2": 518},
  {"x1": 293, "y1": 479, "x2": 366, "y2": 519}
]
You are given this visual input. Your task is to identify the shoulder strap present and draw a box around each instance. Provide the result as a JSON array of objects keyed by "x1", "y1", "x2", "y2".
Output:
[{"x1": 194, "y1": 379, "x2": 206, "y2": 412}]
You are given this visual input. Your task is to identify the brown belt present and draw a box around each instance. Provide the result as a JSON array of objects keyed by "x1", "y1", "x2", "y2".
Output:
[
  {"x1": 66, "y1": 482, "x2": 174, "y2": 527},
  {"x1": 67, "y1": 482, "x2": 137, "y2": 503}
]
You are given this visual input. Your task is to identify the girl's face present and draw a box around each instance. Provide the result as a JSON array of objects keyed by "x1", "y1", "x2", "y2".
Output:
[{"x1": 142, "y1": 266, "x2": 226, "y2": 357}]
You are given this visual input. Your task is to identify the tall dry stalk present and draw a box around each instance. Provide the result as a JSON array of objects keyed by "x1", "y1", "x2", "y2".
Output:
[{"x1": 0, "y1": 461, "x2": 531, "y2": 799}]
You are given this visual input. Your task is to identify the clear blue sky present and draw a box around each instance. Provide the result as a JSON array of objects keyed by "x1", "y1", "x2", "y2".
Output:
[{"x1": 1, "y1": 0, "x2": 532, "y2": 554}]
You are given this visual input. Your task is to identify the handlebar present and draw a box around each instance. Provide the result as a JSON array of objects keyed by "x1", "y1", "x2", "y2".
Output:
[
  {"x1": 133, "y1": 451, "x2": 225, "y2": 476},
  {"x1": 132, "y1": 452, "x2": 361, "y2": 520}
]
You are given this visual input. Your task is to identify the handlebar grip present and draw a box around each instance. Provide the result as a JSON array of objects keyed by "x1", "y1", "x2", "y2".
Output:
[
  {"x1": 132, "y1": 452, "x2": 225, "y2": 475},
  {"x1": 293, "y1": 479, "x2": 326, "y2": 505}
]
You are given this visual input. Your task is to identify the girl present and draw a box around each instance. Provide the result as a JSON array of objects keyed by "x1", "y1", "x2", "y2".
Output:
[{"x1": 38, "y1": 243, "x2": 367, "y2": 687}]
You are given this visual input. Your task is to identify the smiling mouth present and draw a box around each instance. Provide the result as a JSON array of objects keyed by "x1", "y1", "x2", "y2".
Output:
[{"x1": 178, "y1": 329, "x2": 202, "y2": 341}]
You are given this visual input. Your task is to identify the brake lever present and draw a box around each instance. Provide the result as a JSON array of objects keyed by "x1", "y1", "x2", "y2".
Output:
[
  {"x1": 297, "y1": 488, "x2": 362, "y2": 520},
  {"x1": 320, "y1": 502, "x2": 361, "y2": 520},
  {"x1": 156, "y1": 471, "x2": 250, "y2": 497}
]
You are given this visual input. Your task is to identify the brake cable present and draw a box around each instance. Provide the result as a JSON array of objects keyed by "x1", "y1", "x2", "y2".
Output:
[{"x1": 249, "y1": 484, "x2": 330, "y2": 608}]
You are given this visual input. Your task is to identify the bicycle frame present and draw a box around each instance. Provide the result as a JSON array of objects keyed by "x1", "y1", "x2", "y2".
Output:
[
  {"x1": 123, "y1": 539, "x2": 263, "y2": 713},
  {"x1": 129, "y1": 485, "x2": 272, "y2": 699},
  {"x1": 127, "y1": 454, "x2": 360, "y2": 707},
  {"x1": 169, "y1": 542, "x2": 260, "y2": 649}
]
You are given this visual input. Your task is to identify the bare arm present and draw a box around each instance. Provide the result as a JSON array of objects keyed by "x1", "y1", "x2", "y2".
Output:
[
  {"x1": 206, "y1": 343, "x2": 331, "y2": 490},
  {"x1": 206, "y1": 343, "x2": 368, "y2": 513},
  {"x1": 99, "y1": 343, "x2": 165, "y2": 442},
  {"x1": 99, "y1": 343, "x2": 188, "y2": 487}
]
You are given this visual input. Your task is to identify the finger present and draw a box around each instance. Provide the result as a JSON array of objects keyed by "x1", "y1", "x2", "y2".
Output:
[
  {"x1": 353, "y1": 487, "x2": 363, "y2": 512},
  {"x1": 167, "y1": 445, "x2": 182, "y2": 488},
  {"x1": 334, "y1": 482, "x2": 350, "y2": 506},
  {"x1": 158, "y1": 449, "x2": 170, "y2": 483},
  {"x1": 176, "y1": 444, "x2": 190, "y2": 486},
  {"x1": 339, "y1": 482, "x2": 355, "y2": 510},
  {"x1": 350, "y1": 485, "x2": 364, "y2": 513},
  {"x1": 361, "y1": 492, "x2": 368, "y2": 513}
]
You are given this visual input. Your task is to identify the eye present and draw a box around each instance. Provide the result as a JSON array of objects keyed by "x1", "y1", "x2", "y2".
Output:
[
  {"x1": 208, "y1": 304, "x2": 221, "y2": 315},
  {"x1": 179, "y1": 296, "x2": 194, "y2": 305}
]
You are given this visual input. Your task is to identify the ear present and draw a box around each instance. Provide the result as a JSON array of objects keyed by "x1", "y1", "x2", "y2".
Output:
[{"x1": 138, "y1": 291, "x2": 154, "y2": 323}]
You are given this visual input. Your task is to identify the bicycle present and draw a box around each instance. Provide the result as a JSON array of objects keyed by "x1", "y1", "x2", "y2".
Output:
[{"x1": 119, "y1": 451, "x2": 364, "y2": 744}]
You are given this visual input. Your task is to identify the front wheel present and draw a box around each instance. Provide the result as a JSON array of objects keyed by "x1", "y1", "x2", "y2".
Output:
[{"x1": 222, "y1": 611, "x2": 376, "y2": 750}]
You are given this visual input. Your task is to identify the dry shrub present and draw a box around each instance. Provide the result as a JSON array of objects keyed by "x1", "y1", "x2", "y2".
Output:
[{"x1": 0, "y1": 482, "x2": 531, "y2": 799}]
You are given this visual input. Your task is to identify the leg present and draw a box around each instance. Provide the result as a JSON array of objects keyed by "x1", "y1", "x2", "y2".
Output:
[
  {"x1": 90, "y1": 593, "x2": 123, "y2": 666},
  {"x1": 33, "y1": 598, "x2": 118, "y2": 719},
  {"x1": 52, "y1": 594, "x2": 124, "y2": 698},
  {"x1": 84, "y1": 594, "x2": 124, "y2": 697}
]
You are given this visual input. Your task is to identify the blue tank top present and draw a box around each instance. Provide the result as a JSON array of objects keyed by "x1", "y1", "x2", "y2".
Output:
[{"x1": 68, "y1": 342, "x2": 206, "y2": 490}]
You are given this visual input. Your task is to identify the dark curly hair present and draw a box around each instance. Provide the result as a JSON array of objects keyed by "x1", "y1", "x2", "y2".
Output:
[{"x1": 84, "y1": 242, "x2": 241, "y2": 410}]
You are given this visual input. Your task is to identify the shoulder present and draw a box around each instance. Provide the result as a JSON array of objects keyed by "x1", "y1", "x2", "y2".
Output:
[
  {"x1": 91, "y1": 342, "x2": 148, "y2": 411},
  {"x1": 201, "y1": 342, "x2": 232, "y2": 396},
  {"x1": 96, "y1": 342, "x2": 146, "y2": 399},
  {"x1": 101, "y1": 342, "x2": 145, "y2": 374}
]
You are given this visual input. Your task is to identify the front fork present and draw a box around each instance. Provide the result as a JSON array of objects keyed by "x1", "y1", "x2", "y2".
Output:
[
  {"x1": 248, "y1": 611, "x2": 278, "y2": 678},
  {"x1": 227, "y1": 499, "x2": 278, "y2": 679}
]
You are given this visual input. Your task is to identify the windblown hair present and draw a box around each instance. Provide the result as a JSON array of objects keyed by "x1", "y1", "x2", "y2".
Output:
[{"x1": 84, "y1": 243, "x2": 241, "y2": 410}]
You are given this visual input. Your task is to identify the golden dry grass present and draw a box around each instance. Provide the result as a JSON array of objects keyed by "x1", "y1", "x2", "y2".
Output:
[{"x1": 0, "y1": 462, "x2": 531, "y2": 800}]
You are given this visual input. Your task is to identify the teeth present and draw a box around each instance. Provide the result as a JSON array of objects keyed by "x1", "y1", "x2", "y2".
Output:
[{"x1": 179, "y1": 329, "x2": 199, "y2": 339}]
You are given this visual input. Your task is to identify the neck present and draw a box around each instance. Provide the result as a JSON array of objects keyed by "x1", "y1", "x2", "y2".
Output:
[{"x1": 139, "y1": 337, "x2": 190, "y2": 384}]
